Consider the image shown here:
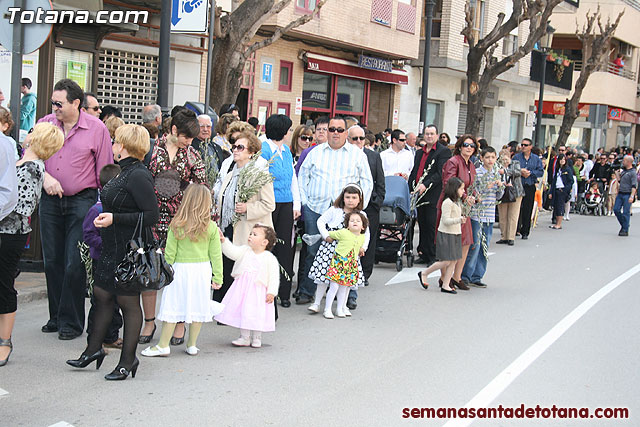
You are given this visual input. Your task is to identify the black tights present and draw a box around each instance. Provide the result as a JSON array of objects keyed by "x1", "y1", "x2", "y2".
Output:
[{"x1": 84, "y1": 286, "x2": 141, "y2": 369}]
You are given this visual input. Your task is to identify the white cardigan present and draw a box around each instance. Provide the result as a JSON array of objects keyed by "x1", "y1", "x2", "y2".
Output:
[
  {"x1": 221, "y1": 239, "x2": 280, "y2": 296},
  {"x1": 317, "y1": 206, "x2": 370, "y2": 251}
]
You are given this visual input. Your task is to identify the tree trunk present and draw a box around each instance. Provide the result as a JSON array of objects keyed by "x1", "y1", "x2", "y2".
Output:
[
  {"x1": 209, "y1": 39, "x2": 244, "y2": 113},
  {"x1": 464, "y1": 51, "x2": 485, "y2": 136}
]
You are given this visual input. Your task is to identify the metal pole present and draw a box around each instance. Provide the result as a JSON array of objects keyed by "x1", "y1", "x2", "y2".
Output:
[
  {"x1": 157, "y1": 0, "x2": 172, "y2": 112},
  {"x1": 204, "y1": 0, "x2": 216, "y2": 113},
  {"x1": 534, "y1": 51, "x2": 546, "y2": 148},
  {"x1": 418, "y1": 0, "x2": 435, "y2": 135},
  {"x1": 10, "y1": 0, "x2": 26, "y2": 141}
]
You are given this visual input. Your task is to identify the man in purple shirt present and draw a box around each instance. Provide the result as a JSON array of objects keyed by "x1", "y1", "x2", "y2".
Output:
[{"x1": 38, "y1": 79, "x2": 113, "y2": 340}]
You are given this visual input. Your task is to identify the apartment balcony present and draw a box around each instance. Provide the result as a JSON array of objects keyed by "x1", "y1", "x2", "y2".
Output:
[{"x1": 573, "y1": 60, "x2": 638, "y2": 82}]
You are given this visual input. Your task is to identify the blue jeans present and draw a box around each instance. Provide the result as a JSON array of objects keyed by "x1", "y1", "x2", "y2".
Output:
[
  {"x1": 614, "y1": 193, "x2": 632, "y2": 232},
  {"x1": 461, "y1": 219, "x2": 493, "y2": 283},
  {"x1": 40, "y1": 189, "x2": 97, "y2": 334},
  {"x1": 298, "y1": 205, "x2": 322, "y2": 299}
]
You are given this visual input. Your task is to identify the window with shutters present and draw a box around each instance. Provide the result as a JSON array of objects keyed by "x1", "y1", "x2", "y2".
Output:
[
  {"x1": 97, "y1": 49, "x2": 158, "y2": 123},
  {"x1": 457, "y1": 104, "x2": 492, "y2": 138}
]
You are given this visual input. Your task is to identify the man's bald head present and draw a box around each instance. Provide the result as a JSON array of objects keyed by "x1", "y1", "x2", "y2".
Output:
[
  {"x1": 623, "y1": 155, "x2": 634, "y2": 168},
  {"x1": 348, "y1": 125, "x2": 366, "y2": 149}
]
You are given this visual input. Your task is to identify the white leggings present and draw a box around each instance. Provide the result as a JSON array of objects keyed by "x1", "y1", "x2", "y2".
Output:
[{"x1": 324, "y1": 281, "x2": 349, "y2": 313}]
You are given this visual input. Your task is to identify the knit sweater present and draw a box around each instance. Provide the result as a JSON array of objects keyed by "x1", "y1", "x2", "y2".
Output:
[
  {"x1": 221, "y1": 239, "x2": 280, "y2": 296},
  {"x1": 438, "y1": 198, "x2": 463, "y2": 234},
  {"x1": 328, "y1": 228, "x2": 366, "y2": 257},
  {"x1": 165, "y1": 221, "x2": 223, "y2": 284}
]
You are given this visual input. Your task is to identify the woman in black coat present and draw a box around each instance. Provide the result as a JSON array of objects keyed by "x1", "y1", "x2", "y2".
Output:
[
  {"x1": 548, "y1": 153, "x2": 573, "y2": 230},
  {"x1": 67, "y1": 124, "x2": 159, "y2": 380}
]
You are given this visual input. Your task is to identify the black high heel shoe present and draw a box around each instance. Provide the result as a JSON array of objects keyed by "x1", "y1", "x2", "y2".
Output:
[
  {"x1": 0, "y1": 338, "x2": 12, "y2": 367},
  {"x1": 138, "y1": 318, "x2": 156, "y2": 345},
  {"x1": 66, "y1": 348, "x2": 106, "y2": 369},
  {"x1": 170, "y1": 322, "x2": 185, "y2": 346},
  {"x1": 105, "y1": 358, "x2": 139, "y2": 381}
]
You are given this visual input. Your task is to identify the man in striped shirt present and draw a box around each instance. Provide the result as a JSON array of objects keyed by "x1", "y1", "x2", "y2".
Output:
[{"x1": 296, "y1": 116, "x2": 373, "y2": 304}]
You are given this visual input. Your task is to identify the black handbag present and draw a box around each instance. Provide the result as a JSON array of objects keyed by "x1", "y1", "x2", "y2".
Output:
[
  {"x1": 115, "y1": 214, "x2": 174, "y2": 293},
  {"x1": 500, "y1": 176, "x2": 517, "y2": 203}
]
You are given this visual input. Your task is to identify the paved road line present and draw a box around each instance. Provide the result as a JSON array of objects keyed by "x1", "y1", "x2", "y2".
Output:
[
  {"x1": 444, "y1": 262, "x2": 640, "y2": 427},
  {"x1": 0, "y1": 387, "x2": 7, "y2": 396},
  {"x1": 48, "y1": 422, "x2": 74, "y2": 427}
]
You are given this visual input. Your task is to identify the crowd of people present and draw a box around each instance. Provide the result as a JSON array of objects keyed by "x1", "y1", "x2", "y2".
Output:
[{"x1": 0, "y1": 78, "x2": 638, "y2": 378}]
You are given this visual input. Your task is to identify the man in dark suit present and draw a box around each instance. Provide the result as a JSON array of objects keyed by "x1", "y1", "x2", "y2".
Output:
[
  {"x1": 408, "y1": 124, "x2": 451, "y2": 265},
  {"x1": 347, "y1": 125, "x2": 385, "y2": 309}
]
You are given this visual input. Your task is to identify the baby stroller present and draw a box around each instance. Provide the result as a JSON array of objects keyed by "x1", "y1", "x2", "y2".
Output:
[
  {"x1": 579, "y1": 188, "x2": 606, "y2": 216},
  {"x1": 375, "y1": 176, "x2": 415, "y2": 271}
]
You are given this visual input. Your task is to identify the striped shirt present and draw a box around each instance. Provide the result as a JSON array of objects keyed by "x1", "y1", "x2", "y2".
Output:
[
  {"x1": 298, "y1": 142, "x2": 373, "y2": 213},
  {"x1": 470, "y1": 165, "x2": 504, "y2": 223}
]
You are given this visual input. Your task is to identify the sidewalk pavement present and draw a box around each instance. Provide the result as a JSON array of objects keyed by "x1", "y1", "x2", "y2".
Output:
[{"x1": 15, "y1": 272, "x2": 47, "y2": 305}]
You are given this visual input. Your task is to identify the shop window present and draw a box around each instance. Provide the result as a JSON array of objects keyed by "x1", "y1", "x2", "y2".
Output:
[
  {"x1": 336, "y1": 77, "x2": 365, "y2": 113},
  {"x1": 279, "y1": 61, "x2": 293, "y2": 92},
  {"x1": 302, "y1": 73, "x2": 332, "y2": 110},
  {"x1": 296, "y1": 0, "x2": 317, "y2": 13}
]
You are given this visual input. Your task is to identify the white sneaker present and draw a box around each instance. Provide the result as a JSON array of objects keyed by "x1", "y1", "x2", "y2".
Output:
[
  {"x1": 232, "y1": 336, "x2": 251, "y2": 347},
  {"x1": 141, "y1": 345, "x2": 170, "y2": 357},
  {"x1": 323, "y1": 310, "x2": 334, "y2": 319},
  {"x1": 335, "y1": 309, "x2": 346, "y2": 318},
  {"x1": 250, "y1": 338, "x2": 262, "y2": 348},
  {"x1": 343, "y1": 308, "x2": 352, "y2": 317},
  {"x1": 185, "y1": 346, "x2": 199, "y2": 356},
  {"x1": 308, "y1": 303, "x2": 319, "y2": 313}
]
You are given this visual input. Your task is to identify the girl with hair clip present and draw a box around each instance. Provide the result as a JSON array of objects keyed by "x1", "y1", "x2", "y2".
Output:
[
  {"x1": 214, "y1": 224, "x2": 280, "y2": 348},
  {"x1": 307, "y1": 184, "x2": 370, "y2": 318},
  {"x1": 141, "y1": 183, "x2": 224, "y2": 357}
]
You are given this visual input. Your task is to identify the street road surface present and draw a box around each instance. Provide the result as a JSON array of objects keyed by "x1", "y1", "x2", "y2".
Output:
[{"x1": 2, "y1": 211, "x2": 638, "y2": 426}]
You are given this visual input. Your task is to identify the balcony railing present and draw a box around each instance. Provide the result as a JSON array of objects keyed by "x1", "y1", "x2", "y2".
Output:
[{"x1": 572, "y1": 60, "x2": 637, "y2": 81}]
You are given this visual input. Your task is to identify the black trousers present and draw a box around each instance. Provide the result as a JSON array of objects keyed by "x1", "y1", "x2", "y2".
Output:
[
  {"x1": 361, "y1": 206, "x2": 380, "y2": 281},
  {"x1": 0, "y1": 233, "x2": 28, "y2": 314},
  {"x1": 292, "y1": 220, "x2": 306, "y2": 295},
  {"x1": 272, "y1": 202, "x2": 294, "y2": 301},
  {"x1": 518, "y1": 184, "x2": 536, "y2": 237},
  {"x1": 416, "y1": 204, "x2": 437, "y2": 263}
]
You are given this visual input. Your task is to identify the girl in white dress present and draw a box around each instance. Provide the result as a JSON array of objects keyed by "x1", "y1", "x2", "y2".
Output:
[{"x1": 141, "y1": 184, "x2": 224, "y2": 357}]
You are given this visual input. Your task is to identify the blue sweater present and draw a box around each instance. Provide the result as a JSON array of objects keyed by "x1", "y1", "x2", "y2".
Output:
[{"x1": 261, "y1": 141, "x2": 294, "y2": 203}]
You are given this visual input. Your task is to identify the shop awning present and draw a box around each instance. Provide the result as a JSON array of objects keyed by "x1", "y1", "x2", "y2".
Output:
[{"x1": 305, "y1": 52, "x2": 408, "y2": 85}]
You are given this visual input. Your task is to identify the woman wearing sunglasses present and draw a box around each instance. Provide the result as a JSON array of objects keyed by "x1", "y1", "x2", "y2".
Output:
[
  {"x1": 290, "y1": 124, "x2": 314, "y2": 167},
  {"x1": 435, "y1": 135, "x2": 478, "y2": 291}
]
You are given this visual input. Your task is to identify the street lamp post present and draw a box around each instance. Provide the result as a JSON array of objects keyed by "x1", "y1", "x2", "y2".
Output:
[
  {"x1": 418, "y1": 0, "x2": 435, "y2": 135},
  {"x1": 534, "y1": 24, "x2": 555, "y2": 148}
]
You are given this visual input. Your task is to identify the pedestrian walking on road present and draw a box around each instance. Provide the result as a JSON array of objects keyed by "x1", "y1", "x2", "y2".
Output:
[
  {"x1": 67, "y1": 124, "x2": 158, "y2": 381},
  {"x1": 215, "y1": 224, "x2": 280, "y2": 349},
  {"x1": 0, "y1": 123, "x2": 63, "y2": 366},
  {"x1": 513, "y1": 138, "x2": 543, "y2": 239},
  {"x1": 39, "y1": 79, "x2": 113, "y2": 340},
  {"x1": 613, "y1": 155, "x2": 638, "y2": 236},
  {"x1": 548, "y1": 154, "x2": 573, "y2": 230},
  {"x1": 418, "y1": 177, "x2": 466, "y2": 294},
  {"x1": 142, "y1": 184, "x2": 224, "y2": 358}
]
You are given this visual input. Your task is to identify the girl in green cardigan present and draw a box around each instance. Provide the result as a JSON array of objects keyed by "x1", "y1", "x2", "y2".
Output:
[
  {"x1": 324, "y1": 211, "x2": 368, "y2": 318},
  {"x1": 142, "y1": 184, "x2": 224, "y2": 357}
]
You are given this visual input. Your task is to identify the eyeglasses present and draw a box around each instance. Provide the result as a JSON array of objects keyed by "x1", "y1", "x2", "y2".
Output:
[
  {"x1": 328, "y1": 127, "x2": 345, "y2": 133},
  {"x1": 398, "y1": 138, "x2": 407, "y2": 142},
  {"x1": 51, "y1": 100, "x2": 68, "y2": 109},
  {"x1": 229, "y1": 137, "x2": 237, "y2": 145},
  {"x1": 521, "y1": 143, "x2": 530, "y2": 147},
  {"x1": 316, "y1": 127, "x2": 328, "y2": 133},
  {"x1": 87, "y1": 106, "x2": 100, "y2": 112},
  {"x1": 300, "y1": 135, "x2": 313, "y2": 142},
  {"x1": 232, "y1": 144, "x2": 246, "y2": 152},
  {"x1": 462, "y1": 142, "x2": 476, "y2": 148},
  {"x1": 351, "y1": 136, "x2": 366, "y2": 141},
  {"x1": 559, "y1": 149, "x2": 566, "y2": 152}
]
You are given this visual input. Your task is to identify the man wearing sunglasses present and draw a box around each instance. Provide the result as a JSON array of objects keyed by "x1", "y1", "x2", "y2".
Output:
[
  {"x1": 81, "y1": 92, "x2": 101, "y2": 119},
  {"x1": 513, "y1": 138, "x2": 543, "y2": 240},
  {"x1": 348, "y1": 125, "x2": 385, "y2": 299},
  {"x1": 297, "y1": 116, "x2": 373, "y2": 305},
  {"x1": 380, "y1": 129, "x2": 413, "y2": 180},
  {"x1": 38, "y1": 79, "x2": 113, "y2": 340}
]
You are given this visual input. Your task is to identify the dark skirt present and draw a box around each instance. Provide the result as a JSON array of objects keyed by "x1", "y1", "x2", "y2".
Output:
[
  {"x1": 436, "y1": 231, "x2": 462, "y2": 261},
  {"x1": 552, "y1": 190, "x2": 567, "y2": 217}
]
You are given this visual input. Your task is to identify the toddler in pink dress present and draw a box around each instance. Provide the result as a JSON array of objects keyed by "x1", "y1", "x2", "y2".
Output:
[{"x1": 214, "y1": 224, "x2": 280, "y2": 348}]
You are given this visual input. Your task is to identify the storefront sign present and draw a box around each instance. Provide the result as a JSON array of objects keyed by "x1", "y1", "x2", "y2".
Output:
[
  {"x1": 302, "y1": 90, "x2": 328, "y2": 104},
  {"x1": 358, "y1": 55, "x2": 393, "y2": 73},
  {"x1": 305, "y1": 52, "x2": 408, "y2": 85},
  {"x1": 66, "y1": 60, "x2": 87, "y2": 90},
  {"x1": 295, "y1": 97, "x2": 302, "y2": 115},
  {"x1": 608, "y1": 107, "x2": 640, "y2": 124},
  {"x1": 171, "y1": 0, "x2": 208, "y2": 33},
  {"x1": 534, "y1": 101, "x2": 589, "y2": 117}
]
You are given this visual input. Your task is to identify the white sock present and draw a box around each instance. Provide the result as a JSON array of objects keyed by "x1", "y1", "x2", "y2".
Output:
[
  {"x1": 313, "y1": 282, "x2": 328, "y2": 306},
  {"x1": 325, "y1": 282, "x2": 339, "y2": 312},
  {"x1": 336, "y1": 286, "x2": 349, "y2": 313}
]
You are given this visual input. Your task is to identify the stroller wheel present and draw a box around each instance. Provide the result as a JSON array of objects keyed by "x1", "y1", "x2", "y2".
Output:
[
  {"x1": 407, "y1": 254, "x2": 414, "y2": 268},
  {"x1": 396, "y1": 258, "x2": 403, "y2": 272}
]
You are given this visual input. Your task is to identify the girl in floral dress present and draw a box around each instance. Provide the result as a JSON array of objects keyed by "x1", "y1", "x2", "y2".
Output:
[{"x1": 323, "y1": 212, "x2": 368, "y2": 319}]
